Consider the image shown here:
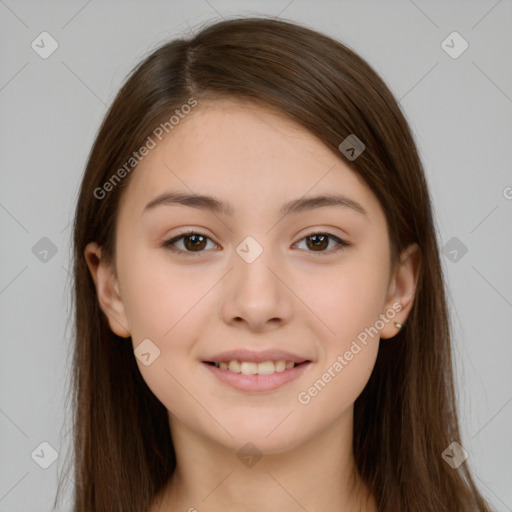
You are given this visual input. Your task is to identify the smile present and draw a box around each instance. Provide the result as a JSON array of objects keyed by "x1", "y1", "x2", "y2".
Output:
[
  {"x1": 207, "y1": 360, "x2": 298, "y2": 375},
  {"x1": 203, "y1": 360, "x2": 311, "y2": 392}
]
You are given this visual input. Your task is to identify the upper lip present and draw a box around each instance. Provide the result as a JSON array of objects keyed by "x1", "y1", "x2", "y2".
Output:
[{"x1": 204, "y1": 349, "x2": 310, "y2": 364}]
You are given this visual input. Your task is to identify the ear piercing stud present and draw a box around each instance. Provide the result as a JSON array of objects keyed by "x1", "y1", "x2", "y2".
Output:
[{"x1": 394, "y1": 322, "x2": 403, "y2": 330}]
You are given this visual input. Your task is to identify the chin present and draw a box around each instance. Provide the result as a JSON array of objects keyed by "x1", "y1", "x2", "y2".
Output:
[{"x1": 212, "y1": 415, "x2": 308, "y2": 455}]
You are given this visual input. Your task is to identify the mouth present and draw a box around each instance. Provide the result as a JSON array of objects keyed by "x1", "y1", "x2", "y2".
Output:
[
  {"x1": 204, "y1": 359, "x2": 306, "y2": 375},
  {"x1": 201, "y1": 350, "x2": 312, "y2": 392}
]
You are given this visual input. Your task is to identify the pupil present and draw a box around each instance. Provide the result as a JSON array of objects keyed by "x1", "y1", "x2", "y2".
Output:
[
  {"x1": 186, "y1": 235, "x2": 206, "y2": 251},
  {"x1": 308, "y1": 234, "x2": 328, "y2": 251}
]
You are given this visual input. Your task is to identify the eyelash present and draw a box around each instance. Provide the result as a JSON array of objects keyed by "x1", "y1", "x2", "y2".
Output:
[{"x1": 162, "y1": 230, "x2": 349, "y2": 256}]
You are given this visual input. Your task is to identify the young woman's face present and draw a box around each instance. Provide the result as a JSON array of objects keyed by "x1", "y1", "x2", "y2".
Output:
[{"x1": 89, "y1": 99, "x2": 414, "y2": 454}]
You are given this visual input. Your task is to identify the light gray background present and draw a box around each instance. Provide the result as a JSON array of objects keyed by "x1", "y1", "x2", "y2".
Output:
[{"x1": 1, "y1": 1, "x2": 511, "y2": 510}]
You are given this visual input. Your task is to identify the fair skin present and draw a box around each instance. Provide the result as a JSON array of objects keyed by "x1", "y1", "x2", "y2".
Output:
[{"x1": 85, "y1": 99, "x2": 420, "y2": 511}]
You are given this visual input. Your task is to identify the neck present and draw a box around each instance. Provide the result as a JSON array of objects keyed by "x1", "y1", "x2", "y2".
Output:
[{"x1": 151, "y1": 407, "x2": 377, "y2": 512}]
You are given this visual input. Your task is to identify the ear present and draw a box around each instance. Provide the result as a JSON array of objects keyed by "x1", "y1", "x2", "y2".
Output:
[
  {"x1": 84, "y1": 241, "x2": 131, "y2": 338},
  {"x1": 379, "y1": 242, "x2": 421, "y2": 340}
]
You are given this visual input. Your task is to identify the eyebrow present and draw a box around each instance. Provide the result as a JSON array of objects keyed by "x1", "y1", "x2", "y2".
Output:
[{"x1": 142, "y1": 191, "x2": 368, "y2": 218}]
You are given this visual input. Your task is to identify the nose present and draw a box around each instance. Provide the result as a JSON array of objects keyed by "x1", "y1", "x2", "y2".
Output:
[{"x1": 221, "y1": 245, "x2": 293, "y2": 332}]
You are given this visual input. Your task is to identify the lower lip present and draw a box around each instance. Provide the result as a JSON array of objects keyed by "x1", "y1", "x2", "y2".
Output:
[{"x1": 203, "y1": 362, "x2": 311, "y2": 392}]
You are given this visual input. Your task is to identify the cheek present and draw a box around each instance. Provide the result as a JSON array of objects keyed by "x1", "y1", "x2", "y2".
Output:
[
  {"x1": 119, "y1": 247, "x2": 212, "y2": 340},
  {"x1": 117, "y1": 249, "x2": 216, "y2": 416},
  {"x1": 296, "y1": 261, "x2": 388, "y2": 402},
  {"x1": 299, "y1": 253, "x2": 390, "y2": 347},
  {"x1": 293, "y1": 251, "x2": 389, "y2": 414},
  {"x1": 295, "y1": 343, "x2": 378, "y2": 427}
]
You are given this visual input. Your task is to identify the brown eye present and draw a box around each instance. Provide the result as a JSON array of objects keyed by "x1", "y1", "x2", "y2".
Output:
[
  {"x1": 164, "y1": 232, "x2": 217, "y2": 254},
  {"x1": 183, "y1": 234, "x2": 207, "y2": 251},
  {"x1": 296, "y1": 233, "x2": 348, "y2": 254},
  {"x1": 306, "y1": 234, "x2": 329, "y2": 251},
  {"x1": 163, "y1": 231, "x2": 348, "y2": 256}
]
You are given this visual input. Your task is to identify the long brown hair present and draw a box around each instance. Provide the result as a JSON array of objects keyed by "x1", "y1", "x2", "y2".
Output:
[{"x1": 57, "y1": 16, "x2": 494, "y2": 512}]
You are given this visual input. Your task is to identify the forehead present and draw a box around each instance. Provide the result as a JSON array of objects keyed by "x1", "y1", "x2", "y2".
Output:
[{"x1": 118, "y1": 99, "x2": 381, "y2": 222}]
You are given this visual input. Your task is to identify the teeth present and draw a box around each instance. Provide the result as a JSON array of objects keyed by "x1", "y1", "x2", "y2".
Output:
[
  {"x1": 256, "y1": 361, "x2": 276, "y2": 375},
  {"x1": 228, "y1": 360, "x2": 241, "y2": 373},
  {"x1": 240, "y1": 362, "x2": 258, "y2": 375},
  {"x1": 274, "y1": 360, "x2": 286, "y2": 372},
  {"x1": 213, "y1": 359, "x2": 299, "y2": 375}
]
